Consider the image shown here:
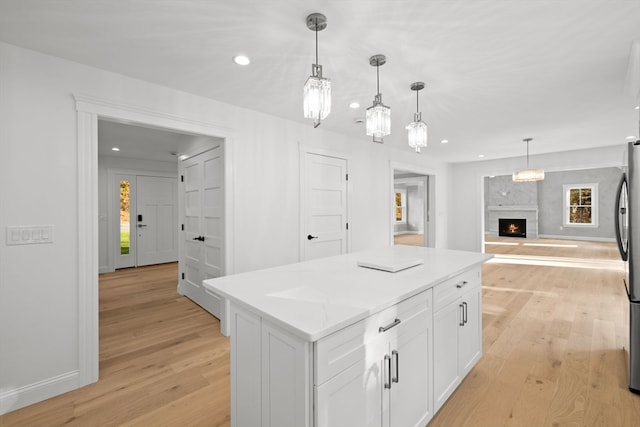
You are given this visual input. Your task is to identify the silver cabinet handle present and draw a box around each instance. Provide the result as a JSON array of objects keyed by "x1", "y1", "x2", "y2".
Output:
[
  {"x1": 392, "y1": 350, "x2": 399, "y2": 383},
  {"x1": 379, "y1": 318, "x2": 401, "y2": 333},
  {"x1": 462, "y1": 301, "x2": 468, "y2": 325},
  {"x1": 137, "y1": 224, "x2": 147, "y2": 228},
  {"x1": 459, "y1": 303, "x2": 465, "y2": 326},
  {"x1": 384, "y1": 354, "x2": 392, "y2": 389},
  {"x1": 456, "y1": 280, "x2": 468, "y2": 289}
]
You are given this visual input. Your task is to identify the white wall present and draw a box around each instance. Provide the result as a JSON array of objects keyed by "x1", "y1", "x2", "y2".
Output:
[
  {"x1": 449, "y1": 144, "x2": 626, "y2": 252},
  {"x1": 0, "y1": 42, "x2": 451, "y2": 412}
]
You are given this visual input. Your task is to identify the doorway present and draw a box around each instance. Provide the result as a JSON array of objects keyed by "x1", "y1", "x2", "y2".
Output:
[
  {"x1": 390, "y1": 164, "x2": 436, "y2": 248},
  {"x1": 78, "y1": 95, "x2": 235, "y2": 387}
]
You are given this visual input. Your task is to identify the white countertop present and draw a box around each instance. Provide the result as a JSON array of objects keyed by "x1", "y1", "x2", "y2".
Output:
[{"x1": 203, "y1": 245, "x2": 493, "y2": 342}]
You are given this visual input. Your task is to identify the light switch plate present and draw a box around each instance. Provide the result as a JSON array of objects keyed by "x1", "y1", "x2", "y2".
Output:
[{"x1": 6, "y1": 225, "x2": 53, "y2": 245}]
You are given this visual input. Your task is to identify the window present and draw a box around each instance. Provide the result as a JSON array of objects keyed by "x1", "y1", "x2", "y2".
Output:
[
  {"x1": 563, "y1": 183, "x2": 598, "y2": 227},
  {"x1": 394, "y1": 191, "x2": 405, "y2": 221},
  {"x1": 120, "y1": 180, "x2": 130, "y2": 254}
]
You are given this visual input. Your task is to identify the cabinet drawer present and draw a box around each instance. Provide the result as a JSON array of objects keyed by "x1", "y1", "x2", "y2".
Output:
[
  {"x1": 315, "y1": 289, "x2": 432, "y2": 386},
  {"x1": 433, "y1": 267, "x2": 480, "y2": 312}
]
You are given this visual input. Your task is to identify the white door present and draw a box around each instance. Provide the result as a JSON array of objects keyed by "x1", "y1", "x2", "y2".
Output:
[
  {"x1": 179, "y1": 146, "x2": 225, "y2": 319},
  {"x1": 136, "y1": 176, "x2": 179, "y2": 266},
  {"x1": 301, "y1": 152, "x2": 348, "y2": 261}
]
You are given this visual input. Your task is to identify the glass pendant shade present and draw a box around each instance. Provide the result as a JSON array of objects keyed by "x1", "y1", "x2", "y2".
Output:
[
  {"x1": 303, "y1": 64, "x2": 331, "y2": 124},
  {"x1": 512, "y1": 169, "x2": 545, "y2": 182},
  {"x1": 406, "y1": 113, "x2": 428, "y2": 153},
  {"x1": 366, "y1": 94, "x2": 391, "y2": 137}
]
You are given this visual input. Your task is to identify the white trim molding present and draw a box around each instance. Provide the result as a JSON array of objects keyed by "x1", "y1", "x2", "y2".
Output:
[{"x1": 74, "y1": 94, "x2": 236, "y2": 397}]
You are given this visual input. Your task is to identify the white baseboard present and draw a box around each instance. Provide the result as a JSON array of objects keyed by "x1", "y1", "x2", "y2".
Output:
[
  {"x1": 0, "y1": 370, "x2": 80, "y2": 415},
  {"x1": 538, "y1": 234, "x2": 616, "y2": 242}
]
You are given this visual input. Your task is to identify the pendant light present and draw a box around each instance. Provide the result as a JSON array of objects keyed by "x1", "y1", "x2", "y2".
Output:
[
  {"x1": 406, "y1": 82, "x2": 428, "y2": 153},
  {"x1": 366, "y1": 54, "x2": 391, "y2": 142},
  {"x1": 512, "y1": 138, "x2": 545, "y2": 182},
  {"x1": 303, "y1": 13, "x2": 331, "y2": 128}
]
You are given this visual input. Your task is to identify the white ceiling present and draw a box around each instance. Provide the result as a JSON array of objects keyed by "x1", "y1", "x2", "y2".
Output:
[{"x1": 1, "y1": 0, "x2": 639, "y2": 163}]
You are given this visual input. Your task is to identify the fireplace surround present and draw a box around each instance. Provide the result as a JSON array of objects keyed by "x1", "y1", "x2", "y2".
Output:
[{"x1": 487, "y1": 205, "x2": 538, "y2": 239}]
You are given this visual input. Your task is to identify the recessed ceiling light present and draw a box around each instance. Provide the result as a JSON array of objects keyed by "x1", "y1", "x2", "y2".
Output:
[
  {"x1": 233, "y1": 55, "x2": 250, "y2": 66},
  {"x1": 349, "y1": 102, "x2": 360, "y2": 109},
  {"x1": 441, "y1": 139, "x2": 449, "y2": 144},
  {"x1": 111, "y1": 147, "x2": 120, "y2": 152},
  {"x1": 635, "y1": 105, "x2": 639, "y2": 110},
  {"x1": 478, "y1": 154, "x2": 485, "y2": 158}
]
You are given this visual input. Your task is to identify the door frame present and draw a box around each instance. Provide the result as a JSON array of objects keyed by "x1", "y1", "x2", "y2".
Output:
[
  {"x1": 75, "y1": 94, "x2": 235, "y2": 387},
  {"x1": 298, "y1": 146, "x2": 351, "y2": 261},
  {"x1": 106, "y1": 169, "x2": 178, "y2": 272},
  {"x1": 389, "y1": 161, "x2": 436, "y2": 248}
]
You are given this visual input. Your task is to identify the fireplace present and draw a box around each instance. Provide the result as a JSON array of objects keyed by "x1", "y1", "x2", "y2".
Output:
[{"x1": 499, "y1": 218, "x2": 526, "y2": 238}]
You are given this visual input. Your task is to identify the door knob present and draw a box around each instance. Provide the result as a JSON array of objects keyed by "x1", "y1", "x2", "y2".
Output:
[
  {"x1": 192, "y1": 236, "x2": 205, "y2": 242},
  {"x1": 137, "y1": 224, "x2": 147, "y2": 228},
  {"x1": 307, "y1": 234, "x2": 318, "y2": 240}
]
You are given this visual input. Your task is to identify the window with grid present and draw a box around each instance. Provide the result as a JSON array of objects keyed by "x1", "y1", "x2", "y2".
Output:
[{"x1": 563, "y1": 183, "x2": 598, "y2": 227}]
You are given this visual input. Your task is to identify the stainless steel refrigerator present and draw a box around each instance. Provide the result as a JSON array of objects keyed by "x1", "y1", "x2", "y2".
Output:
[{"x1": 615, "y1": 140, "x2": 640, "y2": 393}]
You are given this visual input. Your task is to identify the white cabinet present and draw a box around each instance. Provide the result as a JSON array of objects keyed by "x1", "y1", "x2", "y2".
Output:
[
  {"x1": 230, "y1": 306, "x2": 312, "y2": 427},
  {"x1": 225, "y1": 262, "x2": 484, "y2": 427},
  {"x1": 433, "y1": 266, "x2": 482, "y2": 411},
  {"x1": 315, "y1": 290, "x2": 433, "y2": 427}
]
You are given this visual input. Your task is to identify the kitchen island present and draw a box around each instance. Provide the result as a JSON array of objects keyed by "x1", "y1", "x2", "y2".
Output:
[{"x1": 204, "y1": 245, "x2": 492, "y2": 427}]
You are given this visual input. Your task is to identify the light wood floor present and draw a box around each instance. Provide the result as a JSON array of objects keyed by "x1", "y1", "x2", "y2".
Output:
[
  {"x1": 394, "y1": 233, "x2": 425, "y2": 246},
  {"x1": 3, "y1": 239, "x2": 640, "y2": 426}
]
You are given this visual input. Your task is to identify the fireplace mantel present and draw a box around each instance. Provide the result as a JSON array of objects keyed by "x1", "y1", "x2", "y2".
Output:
[{"x1": 488, "y1": 205, "x2": 538, "y2": 212}]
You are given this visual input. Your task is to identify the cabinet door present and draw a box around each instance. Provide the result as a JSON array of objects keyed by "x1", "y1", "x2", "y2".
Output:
[
  {"x1": 433, "y1": 300, "x2": 461, "y2": 411},
  {"x1": 315, "y1": 335, "x2": 385, "y2": 427},
  {"x1": 459, "y1": 287, "x2": 482, "y2": 376},
  {"x1": 389, "y1": 307, "x2": 433, "y2": 427}
]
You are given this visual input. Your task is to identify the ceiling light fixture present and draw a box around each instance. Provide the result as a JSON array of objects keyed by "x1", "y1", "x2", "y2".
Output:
[
  {"x1": 233, "y1": 55, "x2": 250, "y2": 66},
  {"x1": 366, "y1": 54, "x2": 390, "y2": 142},
  {"x1": 441, "y1": 139, "x2": 449, "y2": 144},
  {"x1": 406, "y1": 82, "x2": 428, "y2": 153},
  {"x1": 513, "y1": 138, "x2": 545, "y2": 182},
  {"x1": 111, "y1": 147, "x2": 120, "y2": 152},
  {"x1": 303, "y1": 13, "x2": 331, "y2": 128},
  {"x1": 349, "y1": 102, "x2": 360, "y2": 109}
]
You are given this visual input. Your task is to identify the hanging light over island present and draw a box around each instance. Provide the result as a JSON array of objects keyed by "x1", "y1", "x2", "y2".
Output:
[
  {"x1": 366, "y1": 54, "x2": 390, "y2": 142},
  {"x1": 303, "y1": 13, "x2": 331, "y2": 128},
  {"x1": 406, "y1": 81, "x2": 428, "y2": 153}
]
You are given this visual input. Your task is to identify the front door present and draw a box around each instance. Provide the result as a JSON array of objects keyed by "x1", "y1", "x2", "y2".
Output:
[
  {"x1": 179, "y1": 146, "x2": 225, "y2": 320},
  {"x1": 301, "y1": 152, "x2": 349, "y2": 261},
  {"x1": 136, "y1": 176, "x2": 179, "y2": 266},
  {"x1": 113, "y1": 173, "x2": 178, "y2": 270}
]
